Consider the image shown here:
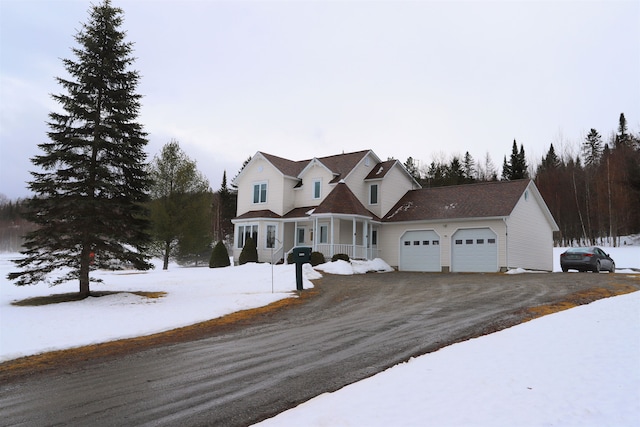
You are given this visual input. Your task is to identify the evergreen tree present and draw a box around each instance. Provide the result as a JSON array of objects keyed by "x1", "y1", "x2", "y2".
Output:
[
  {"x1": 425, "y1": 160, "x2": 447, "y2": 187},
  {"x1": 148, "y1": 140, "x2": 211, "y2": 269},
  {"x1": 501, "y1": 155, "x2": 511, "y2": 181},
  {"x1": 582, "y1": 129, "x2": 603, "y2": 168},
  {"x1": 238, "y1": 237, "x2": 258, "y2": 265},
  {"x1": 446, "y1": 156, "x2": 466, "y2": 185},
  {"x1": 502, "y1": 140, "x2": 528, "y2": 180},
  {"x1": 403, "y1": 157, "x2": 420, "y2": 181},
  {"x1": 615, "y1": 113, "x2": 630, "y2": 147},
  {"x1": 209, "y1": 240, "x2": 231, "y2": 268},
  {"x1": 540, "y1": 143, "x2": 561, "y2": 171},
  {"x1": 8, "y1": 1, "x2": 152, "y2": 296},
  {"x1": 462, "y1": 151, "x2": 475, "y2": 182},
  {"x1": 215, "y1": 170, "x2": 236, "y2": 242}
]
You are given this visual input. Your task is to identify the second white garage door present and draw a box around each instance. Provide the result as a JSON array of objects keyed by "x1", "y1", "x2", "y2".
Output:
[
  {"x1": 400, "y1": 230, "x2": 441, "y2": 272},
  {"x1": 451, "y1": 228, "x2": 498, "y2": 272}
]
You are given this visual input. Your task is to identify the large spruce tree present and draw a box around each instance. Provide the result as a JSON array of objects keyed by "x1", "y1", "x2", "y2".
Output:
[
  {"x1": 502, "y1": 140, "x2": 529, "y2": 180},
  {"x1": 8, "y1": 1, "x2": 152, "y2": 296},
  {"x1": 582, "y1": 128, "x2": 603, "y2": 168}
]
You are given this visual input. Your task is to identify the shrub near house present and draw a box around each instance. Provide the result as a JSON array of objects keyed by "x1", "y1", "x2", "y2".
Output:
[
  {"x1": 210, "y1": 241, "x2": 231, "y2": 268},
  {"x1": 238, "y1": 237, "x2": 258, "y2": 265}
]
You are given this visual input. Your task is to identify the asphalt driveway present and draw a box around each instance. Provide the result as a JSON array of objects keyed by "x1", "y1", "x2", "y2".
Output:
[{"x1": 1, "y1": 272, "x2": 638, "y2": 426}]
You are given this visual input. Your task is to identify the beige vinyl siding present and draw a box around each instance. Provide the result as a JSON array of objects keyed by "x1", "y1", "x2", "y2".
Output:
[
  {"x1": 236, "y1": 157, "x2": 285, "y2": 216},
  {"x1": 343, "y1": 153, "x2": 377, "y2": 207},
  {"x1": 282, "y1": 177, "x2": 299, "y2": 214},
  {"x1": 379, "y1": 219, "x2": 506, "y2": 271},
  {"x1": 295, "y1": 165, "x2": 335, "y2": 208},
  {"x1": 505, "y1": 185, "x2": 555, "y2": 271},
  {"x1": 379, "y1": 165, "x2": 418, "y2": 218}
]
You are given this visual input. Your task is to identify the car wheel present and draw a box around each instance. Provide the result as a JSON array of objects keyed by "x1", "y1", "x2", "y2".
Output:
[
  {"x1": 609, "y1": 262, "x2": 615, "y2": 273},
  {"x1": 562, "y1": 267, "x2": 568, "y2": 272},
  {"x1": 593, "y1": 261, "x2": 600, "y2": 273}
]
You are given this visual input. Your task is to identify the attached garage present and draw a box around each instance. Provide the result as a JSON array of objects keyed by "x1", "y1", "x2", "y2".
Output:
[
  {"x1": 451, "y1": 228, "x2": 498, "y2": 272},
  {"x1": 399, "y1": 230, "x2": 441, "y2": 272}
]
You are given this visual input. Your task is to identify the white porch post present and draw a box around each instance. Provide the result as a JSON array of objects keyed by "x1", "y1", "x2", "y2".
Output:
[
  {"x1": 294, "y1": 221, "x2": 298, "y2": 246},
  {"x1": 352, "y1": 217, "x2": 356, "y2": 258},
  {"x1": 313, "y1": 217, "x2": 318, "y2": 251},
  {"x1": 330, "y1": 216, "x2": 335, "y2": 257},
  {"x1": 363, "y1": 220, "x2": 369, "y2": 260}
]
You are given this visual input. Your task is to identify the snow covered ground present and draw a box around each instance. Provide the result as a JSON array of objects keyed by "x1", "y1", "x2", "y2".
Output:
[{"x1": 1, "y1": 245, "x2": 639, "y2": 426}]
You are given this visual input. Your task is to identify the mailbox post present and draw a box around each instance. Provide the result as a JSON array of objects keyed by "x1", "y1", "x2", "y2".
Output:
[{"x1": 291, "y1": 247, "x2": 312, "y2": 291}]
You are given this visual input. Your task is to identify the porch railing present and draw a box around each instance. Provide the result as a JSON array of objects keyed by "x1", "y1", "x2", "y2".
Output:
[
  {"x1": 270, "y1": 245, "x2": 285, "y2": 264},
  {"x1": 315, "y1": 244, "x2": 378, "y2": 261},
  {"x1": 281, "y1": 244, "x2": 379, "y2": 264}
]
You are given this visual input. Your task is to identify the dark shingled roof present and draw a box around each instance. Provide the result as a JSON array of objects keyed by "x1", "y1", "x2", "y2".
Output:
[
  {"x1": 316, "y1": 150, "x2": 371, "y2": 182},
  {"x1": 383, "y1": 179, "x2": 531, "y2": 222},
  {"x1": 259, "y1": 150, "x2": 371, "y2": 181},
  {"x1": 365, "y1": 160, "x2": 397, "y2": 180},
  {"x1": 260, "y1": 152, "x2": 306, "y2": 177},
  {"x1": 234, "y1": 209, "x2": 281, "y2": 220},
  {"x1": 314, "y1": 182, "x2": 379, "y2": 219},
  {"x1": 282, "y1": 206, "x2": 316, "y2": 219}
]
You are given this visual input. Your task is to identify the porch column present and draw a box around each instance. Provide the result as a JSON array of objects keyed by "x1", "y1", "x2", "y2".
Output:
[
  {"x1": 352, "y1": 217, "x2": 356, "y2": 259},
  {"x1": 313, "y1": 217, "x2": 318, "y2": 251},
  {"x1": 363, "y1": 220, "x2": 369, "y2": 260},
  {"x1": 330, "y1": 216, "x2": 335, "y2": 257}
]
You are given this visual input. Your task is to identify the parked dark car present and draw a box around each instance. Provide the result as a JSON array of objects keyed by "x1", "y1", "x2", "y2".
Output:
[{"x1": 560, "y1": 247, "x2": 615, "y2": 273}]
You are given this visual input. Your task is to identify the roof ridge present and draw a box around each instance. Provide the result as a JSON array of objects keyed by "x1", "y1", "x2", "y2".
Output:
[{"x1": 421, "y1": 178, "x2": 531, "y2": 191}]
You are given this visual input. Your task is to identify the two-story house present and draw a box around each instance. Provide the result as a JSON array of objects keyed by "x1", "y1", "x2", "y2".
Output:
[{"x1": 232, "y1": 149, "x2": 559, "y2": 272}]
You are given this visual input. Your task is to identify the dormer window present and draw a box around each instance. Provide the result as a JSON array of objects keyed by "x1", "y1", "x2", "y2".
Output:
[
  {"x1": 253, "y1": 182, "x2": 267, "y2": 204},
  {"x1": 313, "y1": 179, "x2": 321, "y2": 199}
]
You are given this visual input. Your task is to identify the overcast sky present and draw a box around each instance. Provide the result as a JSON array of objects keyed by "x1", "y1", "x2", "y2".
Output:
[{"x1": 1, "y1": 0, "x2": 638, "y2": 200}]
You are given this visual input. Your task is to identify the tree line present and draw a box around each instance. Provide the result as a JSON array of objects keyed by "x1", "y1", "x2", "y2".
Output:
[
  {"x1": 535, "y1": 115, "x2": 640, "y2": 246},
  {"x1": 399, "y1": 113, "x2": 640, "y2": 246}
]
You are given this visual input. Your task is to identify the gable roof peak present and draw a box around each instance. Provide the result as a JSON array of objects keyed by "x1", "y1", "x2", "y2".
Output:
[{"x1": 314, "y1": 181, "x2": 379, "y2": 219}]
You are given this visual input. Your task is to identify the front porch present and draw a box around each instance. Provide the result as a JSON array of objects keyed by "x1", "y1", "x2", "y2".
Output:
[
  {"x1": 232, "y1": 211, "x2": 380, "y2": 264},
  {"x1": 282, "y1": 215, "x2": 379, "y2": 262}
]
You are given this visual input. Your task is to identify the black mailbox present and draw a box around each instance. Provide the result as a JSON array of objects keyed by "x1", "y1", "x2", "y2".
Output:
[
  {"x1": 292, "y1": 247, "x2": 312, "y2": 290},
  {"x1": 292, "y1": 247, "x2": 312, "y2": 263}
]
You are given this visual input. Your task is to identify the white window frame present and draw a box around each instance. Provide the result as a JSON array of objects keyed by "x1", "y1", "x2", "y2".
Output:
[
  {"x1": 296, "y1": 227, "x2": 305, "y2": 245},
  {"x1": 369, "y1": 183, "x2": 379, "y2": 205},
  {"x1": 312, "y1": 179, "x2": 322, "y2": 200},
  {"x1": 237, "y1": 224, "x2": 259, "y2": 248},
  {"x1": 319, "y1": 224, "x2": 328, "y2": 244},
  {"x1": 266, "y1": 224, "x2": 277, "y2": 249},
  {"x1": 253, "y1": 181, "x2": 267, "y2": 204}
]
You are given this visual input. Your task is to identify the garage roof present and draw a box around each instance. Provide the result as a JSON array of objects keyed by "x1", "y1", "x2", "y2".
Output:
[{"x1": 384, "y1": 179, "x2": 531, "y2": 222}]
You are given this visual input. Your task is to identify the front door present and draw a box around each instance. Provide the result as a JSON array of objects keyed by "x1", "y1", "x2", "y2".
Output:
[{"x1": 296, "y1": 227, "x2": 305, "y2": 245}]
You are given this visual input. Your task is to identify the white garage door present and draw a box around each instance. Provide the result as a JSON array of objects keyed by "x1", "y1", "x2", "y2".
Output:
[
  {"x1": 400, "y1": 230, "x2": 441, "y2": 272},
  {"x1": 451, "y1": 228, "x2": 498, "y2": 272}
]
